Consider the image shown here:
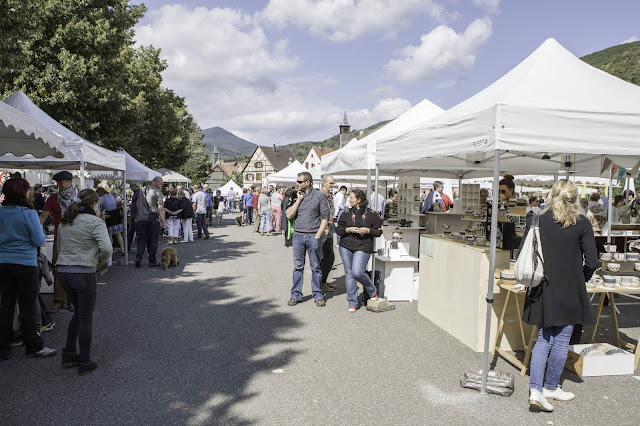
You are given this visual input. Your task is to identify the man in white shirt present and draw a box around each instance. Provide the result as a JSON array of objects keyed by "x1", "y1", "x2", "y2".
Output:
[
  {"x1": 333, "y1": 186, "x2": 347, "y2": 220},
  {"x1": 227, "y1": 188, "x2": 236, "y2": 212},
  {"x1": 369, "y1": 185, "x2": 385, "y2": 215},
  {"x1": 192, "y1": 184, "x2": 210, "y2": 239},
  {"x1": 177, "y1": 185, "x2": 190, "y2": 200}
]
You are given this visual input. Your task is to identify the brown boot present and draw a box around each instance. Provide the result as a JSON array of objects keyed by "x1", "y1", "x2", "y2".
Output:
[{"x1": 48, "y1": 302, "x2": 64, "y2": 314}]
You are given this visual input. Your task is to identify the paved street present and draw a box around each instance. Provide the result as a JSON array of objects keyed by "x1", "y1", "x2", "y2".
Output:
[{"x1": 2, "y1": 216, "x2": 640, "y2": 426}]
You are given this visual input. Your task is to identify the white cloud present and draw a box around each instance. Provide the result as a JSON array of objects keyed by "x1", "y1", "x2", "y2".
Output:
[
  {"x1": 436, "y1": 76, "x2": 466, "y2": 89},
  {"x1": 621, "y1": 35, "x2": 639, "y2": 44},
  {"x1": 472, "y1": 0, "x2": 501, "y2": 12},
  {"x1": 384, "y1": 17, "x2": 492, "y2": 82},
  {"x1": 133, "y1": 4, "x2": 413, "y2": 144},
  {"x1": 260, "y1": 0, "x2": 446, "y2": 42}
]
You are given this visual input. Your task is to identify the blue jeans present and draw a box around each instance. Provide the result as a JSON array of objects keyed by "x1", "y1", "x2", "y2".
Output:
[
  {"x1": 339, "y1": 247, "x2": 376, "y2": 307},
  {"x1": 245, "y1": 206, "x2": 253, "y2": 224},
  {"x1": 260, "y1": 210, "x2": 271, "y2": 233},
  {"x1": 291, "y1": 233, "x2": 323, "y2": 301},
  {"x1": 195, "y1": 213, "x2": 209, "y2": 238},
  {"x1": 529, "y1": 324, "x2": 574, "y2": 392},
  {"x1": 136, "y1": 220, "x2": 161, "y2": 265},
  {"x1": 59, "y1": 272, "x2": 97, "y2": 360}
]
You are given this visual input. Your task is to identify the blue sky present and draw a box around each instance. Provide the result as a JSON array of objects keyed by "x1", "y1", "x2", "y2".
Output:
[{"x1": 132, "y1": 0, "x2": 640, "y2": 145}]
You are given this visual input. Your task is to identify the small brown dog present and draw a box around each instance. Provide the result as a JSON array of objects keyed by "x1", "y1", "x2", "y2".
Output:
[{"x1": 161, "y1": 247, "x2": 179, "y2": 269}]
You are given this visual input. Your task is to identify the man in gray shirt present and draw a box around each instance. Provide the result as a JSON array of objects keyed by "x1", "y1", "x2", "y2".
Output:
[
  {"x1": 135, "y1": 176, "x2": 166, "y2": 268},
  {"x1": 286, "y1": 172, "x2": 330, "y2": 307}
]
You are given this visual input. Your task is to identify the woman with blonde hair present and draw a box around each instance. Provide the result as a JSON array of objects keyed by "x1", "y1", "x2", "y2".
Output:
[{"x1": 521, "y1": 180, "x2": 598, "y2": 412}]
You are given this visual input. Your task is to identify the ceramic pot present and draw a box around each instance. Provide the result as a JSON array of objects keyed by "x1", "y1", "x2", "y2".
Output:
[
  {"x1": 608, "y1": 263, "x2": 621, "y2": 272},
  {"x1": 599, "y1": 253, "x2": 613, "y2": 261},
  {"x1": 613, "y1": 253, "x2": 626, "y2": 262}
]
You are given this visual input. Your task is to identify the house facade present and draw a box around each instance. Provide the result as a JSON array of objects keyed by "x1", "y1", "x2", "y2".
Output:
[
  {"x1": 303, "y1": 146, "x2": 334, "y2": 172},
  {"x1": 241, "y1": 146, "x2": 296, "y2": 189},
  {"x1": 204, "y1": 161, "x2": 245, "y2": 189}
]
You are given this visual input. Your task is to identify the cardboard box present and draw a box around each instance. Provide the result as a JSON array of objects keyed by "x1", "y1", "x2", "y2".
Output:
[{"x1": 565, "y1": 344, "x2": 635, "y2": 377}]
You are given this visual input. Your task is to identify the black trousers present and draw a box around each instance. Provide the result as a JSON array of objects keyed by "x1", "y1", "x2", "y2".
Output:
[
  {"x1": 320, "y1": 235, "x2": 335, "y2": 284},
  {"x1": 0, "y1": 263, "x2": 44, "y2": 356},
  {"x1": 136, "y1": 220, "x2": 161, "y2": 265},
  {"x1": 59, "y1": 272, "x2": 97, "y2": 360}
]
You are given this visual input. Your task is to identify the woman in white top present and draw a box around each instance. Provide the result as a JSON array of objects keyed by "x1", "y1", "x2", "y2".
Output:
[
  {"x1": 271, "y1": 187, "x2": 283, "y2": 233},
  {"x1": 258, "y1": 188, "x2": 272, "y2": 235}
]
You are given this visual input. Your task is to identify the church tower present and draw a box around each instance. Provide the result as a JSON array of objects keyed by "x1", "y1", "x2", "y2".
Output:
[{"x1": 339, "y1": 112, "x2": 350, "y2": 149}]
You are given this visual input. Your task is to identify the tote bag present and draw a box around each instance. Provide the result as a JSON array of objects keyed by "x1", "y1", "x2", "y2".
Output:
[{"x1": 514, "y1": 214, "x2": 545, "y2": 288}]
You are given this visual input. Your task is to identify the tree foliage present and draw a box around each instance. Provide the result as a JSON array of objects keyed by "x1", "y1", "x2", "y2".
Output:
[
  {"x1": 581, "y1": 41, "x2": 640, "y2": 86},
  {"x1": 0, "y1": 0, "x2": 209, "y2": 179}
]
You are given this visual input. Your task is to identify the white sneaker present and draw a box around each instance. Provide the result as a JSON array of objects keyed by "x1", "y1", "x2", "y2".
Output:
[
  {"x1": 543, "y1": 386, "x2": 575, "y2": 401},
  {"x1": 529, "y1": 389, "x2": 554, "y2": 412}
]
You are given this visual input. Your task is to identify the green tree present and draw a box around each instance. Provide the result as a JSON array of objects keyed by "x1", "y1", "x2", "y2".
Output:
[
  {"x1": 230, "y1": 170, "x2": 243, "y2": 187},
  {"x1": 0, "y1": 0, "x2": 207, "y2": 176}
]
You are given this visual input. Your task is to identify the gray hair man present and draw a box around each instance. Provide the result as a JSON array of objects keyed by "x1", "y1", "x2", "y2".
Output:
[
  {"x1": 319, "y1": 175, "x2": 336, "y2": 292},
  {"x1": 135, "y1": 176, "x2": 166, "y2": 267}
]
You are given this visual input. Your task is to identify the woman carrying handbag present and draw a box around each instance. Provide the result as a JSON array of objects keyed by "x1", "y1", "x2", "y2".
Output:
[{"x1": 520, "y1": 180, "x2": 598, "y2": 412}]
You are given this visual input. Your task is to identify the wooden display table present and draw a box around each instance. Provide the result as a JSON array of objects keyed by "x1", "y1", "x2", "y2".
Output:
[
  {"x1": 493, "y1": 283, "x2": 640, "y2": 376},
  {"x1": 418, "y1": 235, "x2": 515, "y2": 352}
]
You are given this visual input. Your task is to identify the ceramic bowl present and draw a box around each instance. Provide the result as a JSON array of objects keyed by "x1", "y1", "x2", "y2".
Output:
[
  {"x1": 585, "y1": 280, "x2": 596, "y2": 288},
  {"x1": 635, "y1": 262, "x2": 640, "y2": 272},
  {"x1": 626, "y1": 252, "x2": 639, "y2": 261},
  {"x1": 607, "y1": 263, "x2": 621, "y2": 272},
  {"x1": 603, "y1": 275, "x2": 618, "y2": 287},
  {"x1": 500, "y1": 270, "x2": 516, "y2": 280},
  {"x1": 600, "y1": 253, "x2": 613, "y2": 261},
  {"x1": 621, "y1": 276, "x2": 640, "y2": 287},
  {"x1": 613, "y1": 253, "x2": 626, "y2": 262}
]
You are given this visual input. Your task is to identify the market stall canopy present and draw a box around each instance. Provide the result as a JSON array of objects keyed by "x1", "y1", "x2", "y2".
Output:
[
  {"x1": 218, "y1": 180, "x2": 242, "y2": 195},
  {"x1": 322, "y1": 99, "x2": 444, "y2": 175},
  {"x1": 156, "y1": 167, "x2": 191, "y2": 184},
  {"x1": 376, "y1": 39, "x2": 640, "y2": 178},
  {"x1": 266, "y1": 160, "x2": 319, "y2": 184},
  {"x1": 469, "y1": 174, "x2": 616, "y2": 187},
  {"x1": 91, "y1": 149, "x2": 160, "y2": 182},
  {"x1": 0, "y1": 101, "x2": 65, "y2": 158},
  {"x1": 0, "y1": 91, "x2": 125, "y2": 171}
]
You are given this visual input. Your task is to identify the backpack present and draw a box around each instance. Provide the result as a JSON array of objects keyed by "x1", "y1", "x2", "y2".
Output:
[{"x1": 514, "y1": 214, "x2": 545, "y2": 288}]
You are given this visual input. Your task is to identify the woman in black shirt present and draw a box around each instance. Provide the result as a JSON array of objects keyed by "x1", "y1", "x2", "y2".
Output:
[{"x1": 335, "y1": 189, "x2": 382, "y2": 312}]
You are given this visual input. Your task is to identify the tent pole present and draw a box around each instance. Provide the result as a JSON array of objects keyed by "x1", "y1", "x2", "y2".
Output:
[
  {"x1": 481, "y1": 149, "x2": 500, "y2": 395},
  {"x1": 123, "y1": 170, "x2": 128, "y2": 265},
  {"x1": 80, "y1": 161, "x2": 85, "y2": 189},
  {"x1": 607, "y1": 168, "x2": 613, "y2": 248},
  {"x1": 371, "y1": 166, "x2": 379, "y2": 284}
]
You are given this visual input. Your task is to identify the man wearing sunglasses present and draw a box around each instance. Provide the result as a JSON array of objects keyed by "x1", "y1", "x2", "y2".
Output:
[{"x1": 286, "y1": 172, "x2": 331, "y2": 307}]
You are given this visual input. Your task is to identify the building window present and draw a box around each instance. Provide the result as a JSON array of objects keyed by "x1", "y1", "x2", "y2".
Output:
[
  {"x1": 256, "y1": 173, "x2": 262, "y2": 181},
  {"x1": 311, "y1": 163, "x2": 315, "y2": 168},
  {"x1": 246, "y1": 174, "x2": 253, "y2": 181},
  {"x1": 255, "y1": 161, "x2": 263, "y2": 168}
]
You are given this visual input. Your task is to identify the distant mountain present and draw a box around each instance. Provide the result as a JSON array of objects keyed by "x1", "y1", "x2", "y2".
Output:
[
  {"x1": 201, "y1": 127, "x2": 257, "y2": 160},
  {"x1": 581, "y1": 41, "x2": 640, "y2": 86}
]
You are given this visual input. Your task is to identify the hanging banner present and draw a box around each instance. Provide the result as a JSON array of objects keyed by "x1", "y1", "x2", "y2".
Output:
[
  {"x1": 616, "y1": 166, "x2": 628, "y2": 185},
  {"x1": 601, "y1": 157, "x2": 612, "y2": 176}
]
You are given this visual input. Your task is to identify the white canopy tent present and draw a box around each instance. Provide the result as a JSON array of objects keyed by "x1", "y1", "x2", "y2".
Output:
[
  {"x1": 0, "y1": 101, "x2": 65, "y2": 158},
  {"x1": 375, "y1": 38, "x2": 640, "y2": 393},
  {"x1": 322, "y1": 99, "x2": 444, "y2": 175},
  {"x1": 218, "y1": 179, "x2": 242, "y2": 195},
  {"x1": 0, "y1": 91, "x2": 126, "y2": 174},
  {"x1": 266, "y1": 160, "x2": 320, "y2": 184},
  {"x1": 0, "y1": 91, "x2": 129, "y2": 263},
  {"x1": 156, "y1": 168, "x2": 191, "y2": 184},
  {"x1": 91, "y1": 149, "x2": 160, "y2": 183}
]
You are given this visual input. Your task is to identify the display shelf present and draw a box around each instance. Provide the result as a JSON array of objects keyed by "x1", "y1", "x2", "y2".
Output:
[{"x1": 397, "y1": 176, "x2": 421, "y2": 222}]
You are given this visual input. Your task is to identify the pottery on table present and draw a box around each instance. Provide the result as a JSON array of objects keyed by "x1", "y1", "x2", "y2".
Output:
[
  {"x1": 613, "y1": 253, "x2": 626, "y2": 262},
  {"x1": 475, "y1": 236, "x2": 487, "y2": 246},
  {"x1": 626, "y1": 252, "x2": 639, "y2": 261},
  {"x1": 607, "y1": 263, "x2": 621, "y2": 272},
  {"x1": 603, "y1": 275, "x2": 619, "y2": 287},
  {"x1": 600, "y1": 253, "x2": 613, "y2": 261},
  {"x1": 635, "y1": 262, "x2": 640, "y2": 272},
  {"x1": 621, "y1": 276, "x2": 640, "y2": 287}
]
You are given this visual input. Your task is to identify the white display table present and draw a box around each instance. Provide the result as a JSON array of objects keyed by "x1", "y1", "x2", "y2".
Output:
[
  {"x1": 374, "y1": 255, "x2": 419, "y2": 301},
  {"x1": 376, "y1": 226, "x2": 424, "y2": 258}
]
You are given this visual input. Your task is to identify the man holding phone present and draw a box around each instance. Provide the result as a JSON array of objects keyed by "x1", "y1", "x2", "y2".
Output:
[{"x1": 286, "y1": 172, "x2": 330, "y2": 307}]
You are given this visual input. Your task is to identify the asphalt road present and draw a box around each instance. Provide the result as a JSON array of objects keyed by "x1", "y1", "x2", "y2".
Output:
[{"x1": 2, "y1": 216, "x2": 639, "y2": 425}]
